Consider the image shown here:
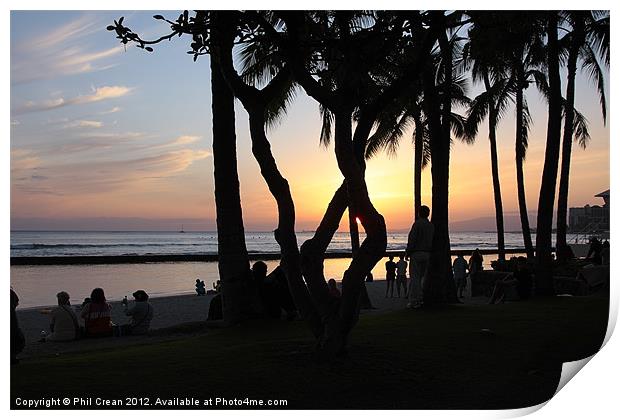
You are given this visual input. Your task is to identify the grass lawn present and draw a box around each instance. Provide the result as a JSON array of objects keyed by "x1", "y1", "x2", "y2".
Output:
[{"x1": 11, "y1": 292, "x2": 608, "y2": 410}]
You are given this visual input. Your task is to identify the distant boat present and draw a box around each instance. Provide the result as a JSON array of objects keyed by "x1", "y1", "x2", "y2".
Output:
[{"x1": 179, "y1": 225, "x2": 185, "y2": 233}]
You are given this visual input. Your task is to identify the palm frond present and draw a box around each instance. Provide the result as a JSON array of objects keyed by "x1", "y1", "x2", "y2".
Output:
[
  {"x1": 579, "y1": 43, "x2": 607, "y2": 124},
  {"x1": 264, "y1": 80, "x2": 299, "y2": 130},
  {"x1": 319, "y1": 104, "x2": 333, "y2": 147},
  {"x1": 571, "y1": 107, "x2": 591, "y2": 149}
]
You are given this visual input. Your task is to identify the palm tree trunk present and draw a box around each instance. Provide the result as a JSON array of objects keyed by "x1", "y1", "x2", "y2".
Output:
[
  {"x1": 331, "y1": 109, "x2": 387, "y2": 354},
  {"x1": 515, "y1": 83, "x2": 534, "y2": 259},
  {"x1": 484, "y1": 75, "x2": 506, "y2": 261},
  {"x1": 556, "y1": 22, "x2": 582, "y2": 259},
  {"x1": 413, "y1": 110, "x2": 424, "y2": 220},
  {"x1": 247, "y1": 111, "x2": 323, "y2": 335},
  {"x1": 422, "y1": 60, "x2": 453, "y2": 305},
  {"x1": 535, "y1": 12, "x2": 562, "y2": 295},
  {"x1": 210, "y1": 57, "x2": 253, "y2": 324}
]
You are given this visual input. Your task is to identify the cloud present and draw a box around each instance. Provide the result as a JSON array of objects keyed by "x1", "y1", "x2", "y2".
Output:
[
  {"x1": 12, "y1": 86, "x2": 133, "y2": 115},
  {"x1": 11, "y1": 149, "x2": 41, "y2": 172},
  {"x1": 11, "y1": 148, "x2": 212, "y2": 197},
  {"x1": 100, "y1": 107, "x2": 121, "y2": 115},
  {"x1": 169, "y1": 135, "x2": 202, "y2": 147},
  {"x1": 63, "y1": 120, "x2": 103, "y2": 129},
  {"x1": 11, "y1": 15, "x2": 123, "y2": 84}
]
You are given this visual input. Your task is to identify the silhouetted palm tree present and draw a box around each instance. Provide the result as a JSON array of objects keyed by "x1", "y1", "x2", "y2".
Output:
[
  {"x1": 463, "y1": 17, "x2": 511, "y2": 261},
  {"x1": 535, "y1": 11, "x2": 563, "y2": 295},
  {"x1": 555, "y1": 11, "x2": 609, "y2": 256}
]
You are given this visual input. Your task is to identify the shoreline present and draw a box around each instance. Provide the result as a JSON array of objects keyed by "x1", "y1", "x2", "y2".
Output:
[
  {"x1": 16, "y1": 279, "x2": 474, "y2": 359},
  {"x1": 10, "y1": 248, "x2": 532, "y2": 266}
]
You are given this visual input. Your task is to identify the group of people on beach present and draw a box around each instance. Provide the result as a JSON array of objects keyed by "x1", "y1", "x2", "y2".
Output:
[{"x1": 10, "y1": 286, "x2": 154, "y2": 363}]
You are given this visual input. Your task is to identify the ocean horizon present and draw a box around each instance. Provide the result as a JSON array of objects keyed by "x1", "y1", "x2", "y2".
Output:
[{"x1": 9, "y1": 230, "x2": 572, "y2": 308}]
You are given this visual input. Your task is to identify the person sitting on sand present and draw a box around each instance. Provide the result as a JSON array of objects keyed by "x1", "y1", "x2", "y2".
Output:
[
  {"x1": 586, "y1": 237, "x2": 603, "y2": 265},
  {"x1": 488, "y1": 257, "x2": 532, "y2": 304},
  {"x1": 253, "y1": 261, "x2": 298, "y2": 320},
  {"x1": 120, "y1": 290, "x2": 154, "y2": 335},
  {"x1": 385, "y1": 256, "x2": 397, "y2": 298},
  {"x1": 45, "y1": 291, "x2": 79, "y2": 342},
  {"x1": 11, "y1": 288, "x2": 25, "y2": 364},
  {"x1": 327, "y1": 278, "x2": 341, "y2": 299},
  {"x1": 453, "y1": 253, "x2": 468, "y2": 299},
  {"x1": 195, "y1": 279, "x2": 206, "y2": 296},
  {"x1": 80, "y1": 288, "x2": 113, "y2": 338}
]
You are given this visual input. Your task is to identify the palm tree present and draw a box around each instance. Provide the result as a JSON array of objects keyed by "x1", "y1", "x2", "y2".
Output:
[
  {"x1": 107, "y1": 13, "x2": 255, "y2": 324},
  {"x1": 555, "y1": 11, "x2": 609, "y2": 257},
  {"x1": 535, "y1": 11, "x2": 563, "y2": 295},
  {"x1": 463, "y1": 21, "x2": 511, "y2": 261}
]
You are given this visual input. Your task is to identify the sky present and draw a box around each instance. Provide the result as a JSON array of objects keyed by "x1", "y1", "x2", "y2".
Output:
[{"x1": 9, "y1": 10, "x2": 610, "y2": 232}]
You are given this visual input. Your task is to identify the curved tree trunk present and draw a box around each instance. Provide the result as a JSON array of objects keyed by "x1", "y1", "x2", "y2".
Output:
[
  {"x1": 210, "y1": 11, "x2": 322, "y2": 334},
  {"x1": 556, "y1": 22, "x2": 582, "y2": 260},
  {"x1": 535, "y1": 13, "x2": 561, "y2": 296},
  {"x1": 484, "y1": 75, "x2": 506, "y2": 261},
  {"x1": 210, "y1": 57, "x2": 253, "y2": 324},
  {"x1": 515, "y1": 77, "x2": 534, "y2": 259},
  {"x1": 248, "y1": 111, "x2": 323, "y2": 335},
  {"x1": 413, "y1": 110, "x2": 424, "y2": 220},
  {"x1": 309, "y1": 109, "x2": 386, "y2": 357}
]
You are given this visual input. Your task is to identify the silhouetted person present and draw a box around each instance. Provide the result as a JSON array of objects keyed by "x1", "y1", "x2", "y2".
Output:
[
  {"x1": 269, "y1": 265, "x2": 298, "y2": 321},
  {"x1": 395, "y1": 255, "x2": 408, "y2": 298},
  {"x1": 195, "y1": 279, "x2": 206, "y2": 296},
  {"x1": 365, "y1": 272, "x2": 374, "y2": 283},
  {"x1": 80, "y1": 288, "x2": 112, "y2": 338},
  {"x1": 120, "y1": 290, "x2": 154, "y2": 335},
  {"x1": 327, "y1": 278, "x2": 341, "y2": 299},
  {"x1": 11, "y1": 288, "x2": 25, "y2": 364},
  {"x1": 385, "y1": 256, "x2": 397, "y2": 297},
  {"x1": 557, "y1": 243, "x2": 575, "y2": 261},
  {"x1": 602, "y1": 240, "x2": 610, "y2": 266},
  {"x1": 587, "y1": 237, "x2": 603, "y2": 265},
  {"x1": 252, "y1": 261, "x2": 297, "y2": 319},
  {"x1": 488, "y1": 257, "x2": 532, "y2": 304},
  {"x1": 469, "y1": 249, "x2": 484, "y2": 276},
  {"x1": 453, "y1": 253, "x2": 468, "y2": 299},
  {"x1": 45, "y1": 291, "x2": 79, "y2": 342},
  {"x1": 405, "y1": 205, "x2": 434, "y2": 308}
]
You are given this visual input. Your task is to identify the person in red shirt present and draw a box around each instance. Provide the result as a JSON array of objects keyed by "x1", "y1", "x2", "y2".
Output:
[{"x1": 80, "y1": 288, "x2": 113, "y2": 338}]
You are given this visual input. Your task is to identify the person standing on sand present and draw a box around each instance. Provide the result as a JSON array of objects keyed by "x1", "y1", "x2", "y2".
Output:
[
  {"x1": 405, "y1": 205, "x2": 434, "y2": 309},
  {"x1": 395, "y1": 255, "x2": 408, "y2": 298},
  {"x1": 385, "y1": 256, "x2": 397, "y2": 297},
  {"x1": 453, "y1": 253, "x2": 468, "y2": 299}
]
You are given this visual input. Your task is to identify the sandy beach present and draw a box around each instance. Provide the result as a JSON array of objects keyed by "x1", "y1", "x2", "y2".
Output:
[
  {"x1": 15, "y1": 280, "x2": 486, "y2": 360},
  {"x1": 17, "y1": 280, "x2": 486, "y2": 359}
]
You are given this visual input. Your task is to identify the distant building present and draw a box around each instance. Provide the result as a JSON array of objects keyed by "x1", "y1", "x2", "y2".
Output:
[{"x1": 569, "y1": 189, "x2": 609, "y2": 233}]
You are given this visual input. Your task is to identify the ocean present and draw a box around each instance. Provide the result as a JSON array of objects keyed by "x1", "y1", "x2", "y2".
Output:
[{"x1": 10, "y1": 230, "x2": 556, "y2": 308}]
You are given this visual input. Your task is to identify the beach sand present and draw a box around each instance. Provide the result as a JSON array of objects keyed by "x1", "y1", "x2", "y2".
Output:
[{"x1": 15, "y1": 280, "x2": 486, "y2": 360}]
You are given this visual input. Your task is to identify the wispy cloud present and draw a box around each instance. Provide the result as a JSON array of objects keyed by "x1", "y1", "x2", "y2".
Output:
[
  {"x1": 12, "y1": 86, "x2": 133, "y2": 115},
  {"x1": 63, "y1": 120, "x2": 103, "y2": 129},
  {"x1": 12, "y1": 148, "x2": 212, "y2": 196},
  {"x1": 11, "y1": 15, "x2": 122, "y2": 84},
  {"x1": 100, "y1": 106, "x2": 121, "y2": 115},
  {"x1": 166, "y1": 135, "x2": 202, "y2": 147}
]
